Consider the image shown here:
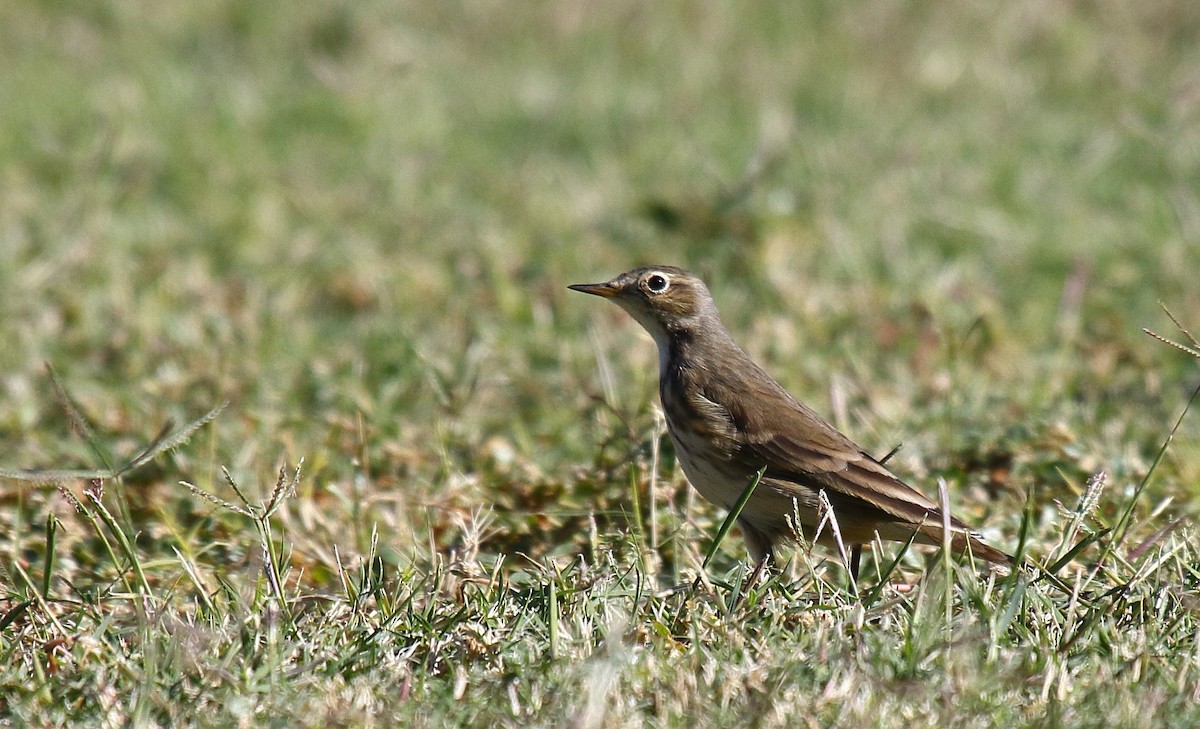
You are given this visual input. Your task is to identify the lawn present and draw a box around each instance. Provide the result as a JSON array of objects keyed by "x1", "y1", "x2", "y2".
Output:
[{"x1": 2, "y1": 1, "x2": 1200, "y2": 726}]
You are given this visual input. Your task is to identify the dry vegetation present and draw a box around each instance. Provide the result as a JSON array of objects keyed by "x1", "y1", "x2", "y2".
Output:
[{"x1": 2, "y1": 1, "x2": 1200, "y2": 726}]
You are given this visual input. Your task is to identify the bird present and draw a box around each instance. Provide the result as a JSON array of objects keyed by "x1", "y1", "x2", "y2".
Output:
[{"x1": 569, "y1": 265, "x2": 1011, "y2": 577}]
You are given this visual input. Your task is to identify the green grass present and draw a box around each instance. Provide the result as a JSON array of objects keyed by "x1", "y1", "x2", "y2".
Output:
[{"x1": 3, "y1": 0, "x2": 1200, "y2": 725}]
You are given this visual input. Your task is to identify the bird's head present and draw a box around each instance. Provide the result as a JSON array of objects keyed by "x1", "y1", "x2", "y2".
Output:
[{"x1": 569, "y1": 266, "x2": 717, "y2": 345}]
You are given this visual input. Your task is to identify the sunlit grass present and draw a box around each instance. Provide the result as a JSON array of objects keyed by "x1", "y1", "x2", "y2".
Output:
[{"x1": 2, "y1": 0, "x2": 1200, "y2": 726}]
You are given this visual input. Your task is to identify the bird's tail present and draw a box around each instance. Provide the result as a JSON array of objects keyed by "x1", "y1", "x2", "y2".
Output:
[{"x1": 943, "y1": 528, "x2": 1013, "y2": 566}]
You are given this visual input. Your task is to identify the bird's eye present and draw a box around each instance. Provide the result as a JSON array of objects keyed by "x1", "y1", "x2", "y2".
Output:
[{"x1": 645, "y1": 273, "x2": 670, "y2": 293}]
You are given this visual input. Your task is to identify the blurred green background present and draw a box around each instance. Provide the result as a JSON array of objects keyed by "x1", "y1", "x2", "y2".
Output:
[
  {"x1": 4, "y1": 1, "x2": 1200, "y2": 725},
  {"x1": 1, "y1": 0, "x2": 1198, "y2": 566}
]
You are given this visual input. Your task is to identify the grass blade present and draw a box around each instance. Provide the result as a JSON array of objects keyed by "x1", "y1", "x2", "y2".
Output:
[
  {"x1": 0, "y1": 468, "x2": 112, "y2": 483},
  {"x1": 1104, "y1": 380, "x2": 1200, "y2": 562},
  {"x1": 118, "y1": 401, "x2": 228, "y2": 476},
  {"x1": 862, "y1": 530, "x2": 919, "y2": 606},
  {"x1": 1045, "y1": 528, "x2": 1111, "y2": 576},
  {"x1": 701, "y1": 466, "x2": 766, "y2": 571},
  {"x1": 46, "y1": 362, "x2": 116, "y2": 476},
  {"x1": 42, "y1": 514, "x2": 58, "y2": 599}
]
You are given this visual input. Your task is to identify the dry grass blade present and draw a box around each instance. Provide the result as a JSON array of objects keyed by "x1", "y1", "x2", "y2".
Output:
[
  {"x1": 0, "y1": 402, "x2": 228, "y2": 485},
  {"x1": 816, "y1": 487, "x2": 851, "y2": 573},
  {"x1": 1143, "y1": 329, "x2": 1200, "y2": 359},
  {"x1": 1126, "y1": 516, "x2": 1188, "y2": 562},
  {"x1": 0, "y1": 467, "x2": 113, "y2": 483},
  {"x1": 264, "y1": 460, "x2": 303, "y2": 516},
  {"x1": 179, "y1": 479, "x2": 253, "y2": 517},
  {"x1": 1159, "y1": 302, "x2": 1199, "y2": 347},
  {"x1": 45, "y1": 362, "x2": 115, "y2": 474},
  {"x1": 1143, "y1": 303, "x2": 1200, "y2": 359},
  {"x1": 117, "y1": 402, "x2": 229, "y2": 476}
]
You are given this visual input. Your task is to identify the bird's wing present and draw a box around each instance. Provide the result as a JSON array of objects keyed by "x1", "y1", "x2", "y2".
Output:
[
  {"x1": 745, "y1": 423, "x2": 967, "y2": 528},
  {"x1": 709, "y1": 374, "x2": 970, "y2": 531},
  {"x1": 692, "y1": 355, "x2": 1010, "y2": 563},
  {"x1": 743, "y1": 419, "x2": 1011, "y2": 562}
]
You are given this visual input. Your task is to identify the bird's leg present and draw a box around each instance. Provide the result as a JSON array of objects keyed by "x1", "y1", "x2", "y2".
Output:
[
  {"x1": 746, "y1": 552, "x2": 770, "y2": 590},
  {"x1": 741, "y1": 523, "x2": 774, "y2": 588},
  {"x1": 728, "y1": 552, "x2": 770, "y2": 612},
  {"x1": 729, "y1": 526, "x2": 773, "y2": 610},
  {"x1": 850, "y1": 544, "x2": 862, "y2": 583}
]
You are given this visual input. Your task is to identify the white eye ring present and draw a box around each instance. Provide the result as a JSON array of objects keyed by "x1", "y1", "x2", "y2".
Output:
[{"x1": 645, "y1": 272, "x2": 670, "y2": 293}]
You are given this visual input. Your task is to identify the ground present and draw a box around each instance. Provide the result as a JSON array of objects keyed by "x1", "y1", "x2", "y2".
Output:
[{"x1": 2, "y1": 1, "x2": 1200, "y2": 726}]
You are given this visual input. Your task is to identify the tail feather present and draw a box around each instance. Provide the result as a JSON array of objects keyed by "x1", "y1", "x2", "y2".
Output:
[
  {"x1": 948, "y1": 529, "x2": 1013, "y2": 565},
  {"x1": 909, "y1": 520, "x2": 1013, "y2": 565}
]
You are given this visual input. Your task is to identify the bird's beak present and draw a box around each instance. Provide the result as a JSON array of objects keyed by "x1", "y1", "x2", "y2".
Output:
[{"x1": 568, "y1": 281, "x2": 620, "y2": 298}]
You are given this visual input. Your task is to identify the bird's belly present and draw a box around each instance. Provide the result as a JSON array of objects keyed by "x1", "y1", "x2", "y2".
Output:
[
  {"x1": 661, "y1": 376, "x2": 800, "y2": 530},
  {"x1": 669, "y1": 428, "x2": 797, "y2": 527},
  {"x1": 670, "y1": 429, "x2": 743, "y2": 508}
]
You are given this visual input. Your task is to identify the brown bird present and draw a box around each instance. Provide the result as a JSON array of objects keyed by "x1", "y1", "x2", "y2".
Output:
[{"x1": 570, "y1": 266, "x2": 1010, "y2": 576}]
